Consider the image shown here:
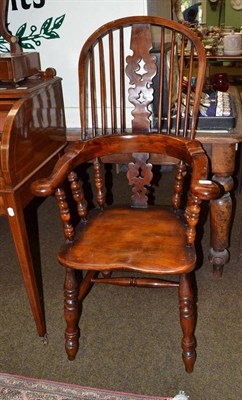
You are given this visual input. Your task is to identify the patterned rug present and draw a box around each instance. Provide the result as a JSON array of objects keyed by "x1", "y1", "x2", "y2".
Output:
[{"x1": 0, "y1": 373, "x2": 174, "y2": 400}]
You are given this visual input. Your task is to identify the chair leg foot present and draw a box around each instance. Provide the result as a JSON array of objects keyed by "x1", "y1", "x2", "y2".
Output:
[
  {"x1": 179, "y1": 273, "x2": 197, "y2": 373},
  {"x1": 182, "y1": 352, "x2": 197, "y2": 373},
  {"x1": 41, "y1": 333, "x2": 49, "y2": 345},
  {"x1": 64, "y1": 268, "x2": 80, "y2": 361},
  {"x1": 65, "y1": 330, "x2": 80, "y2": 361}
]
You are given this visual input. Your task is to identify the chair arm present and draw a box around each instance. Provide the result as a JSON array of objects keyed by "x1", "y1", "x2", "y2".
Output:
[
  {"x1": 191, "y1": 179, "x2": 223, "y2": 201},
  {"x1": 31, "y1": 145, "x2": 83, "y2": 197}
]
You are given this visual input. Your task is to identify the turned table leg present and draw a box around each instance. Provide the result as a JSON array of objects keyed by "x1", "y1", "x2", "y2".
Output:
[
  {"x1": 209, "y1": 175, "x2": 233, "y2": 277},
  {"x1": 207, "y1": 143, "x2": 236, "y2": 278}
]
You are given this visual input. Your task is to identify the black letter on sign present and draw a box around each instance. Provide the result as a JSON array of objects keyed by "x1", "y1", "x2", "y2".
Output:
[
  {"x1": 11, "y1": 0, "x2": 18, "y2": 10},
  {"x1": 21, "y1": 0, "x2": 31, "y2": 9},
  {"x1": 34, "y1": 0, "x2": 45, "y2": 8}
]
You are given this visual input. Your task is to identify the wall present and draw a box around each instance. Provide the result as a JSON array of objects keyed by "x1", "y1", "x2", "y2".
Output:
[
  {"x1": 147, "y1": 0, "x2": 171, "y2": 19},
  {"x1": 225, "y1": 1, "x2": 242, "y2": 28},
  {"x1": 147, "y1": 0, "x2": 207, "y2": 23},
  {"x1": 204, "y1": 0, "x2": 224, "y2": 26},
  {"x1": 8, "y1": 0, "x2": 148, "y2": 128},
  {"x1": 205, "y1": 0, "x2": 242, "y2": 28}
]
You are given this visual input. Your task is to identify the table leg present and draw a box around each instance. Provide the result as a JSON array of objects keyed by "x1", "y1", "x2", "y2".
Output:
[
  {"x1": 208, "y1": 175, "x2": 233, "y2": 278},
  {"x1": 205, "y1": 142, "x2": 236, "y2": 278},
  {"x1": 3, "y1": 191, "x2": 47, "y2": 338}
]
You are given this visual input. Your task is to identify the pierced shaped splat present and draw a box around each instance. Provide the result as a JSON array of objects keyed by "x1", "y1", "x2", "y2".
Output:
[
  {"x1": 127, "y1": 153, "x2": 153, "y2": 208},
  {"x1": 126, "y1": 24, "x2": 157, "y2": 132}
]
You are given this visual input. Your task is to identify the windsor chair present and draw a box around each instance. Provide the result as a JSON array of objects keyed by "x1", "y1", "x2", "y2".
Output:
[{"x1": 32, "y1": 16, "x2": 220, "y2": 372}]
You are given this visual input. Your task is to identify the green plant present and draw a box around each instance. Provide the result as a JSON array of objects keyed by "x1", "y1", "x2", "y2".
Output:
[{"x1": 0, "y1": 14, "x2": 65, "y2": 52}]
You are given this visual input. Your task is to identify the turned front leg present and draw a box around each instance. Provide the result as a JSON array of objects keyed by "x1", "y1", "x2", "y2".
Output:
[
  {"x1": 209, "y1": 175, "x2": 233, "y2": 278},
  {"x1": 178, "y1": 273, "x2": 197, "y2": 373},
  {"x1": 64, "y1": 268, "x2": 80, "y2": 360}
]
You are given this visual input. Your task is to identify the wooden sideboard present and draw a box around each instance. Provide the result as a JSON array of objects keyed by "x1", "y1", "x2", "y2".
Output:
[{"x1": 0, "y1": 71, "x2": 66, "y2": 339}]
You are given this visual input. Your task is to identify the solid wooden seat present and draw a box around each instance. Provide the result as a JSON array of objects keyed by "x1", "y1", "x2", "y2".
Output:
[
  {"x1": 32, "y1": 16, "x2": 222, "y2": 372},
  {"x1": 58, "y1": 206, "x2": 196, "y2": 274}
]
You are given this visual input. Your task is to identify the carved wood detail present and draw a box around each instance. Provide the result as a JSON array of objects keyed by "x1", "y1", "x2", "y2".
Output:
[
  {"x1": 127, "y1": 152, "x2": 153, "y2": 208},
  {"x1": 126, "y1": 24, "x2": 157, "y2": 132}
]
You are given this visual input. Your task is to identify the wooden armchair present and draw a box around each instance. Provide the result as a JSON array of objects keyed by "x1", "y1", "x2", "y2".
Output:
[{"x1": 32, "y1": 17, "x2": 220, "y2": 372}]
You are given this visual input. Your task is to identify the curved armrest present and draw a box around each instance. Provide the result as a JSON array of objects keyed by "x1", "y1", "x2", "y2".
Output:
[
  {"x1": 31, "y1": 144, "x2": 84, "y2": 197},
  {"x1": 191, "y1": 179, "x2": 223, "y2": 201}
]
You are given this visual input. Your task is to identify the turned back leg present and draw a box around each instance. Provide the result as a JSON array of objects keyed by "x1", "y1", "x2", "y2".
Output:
[
  {"x1": 178, "y1": 273, "x2": 197, "y2": 373},
  {"x1": 64, "y1": 268, "x2": 80, "y2": 361}
]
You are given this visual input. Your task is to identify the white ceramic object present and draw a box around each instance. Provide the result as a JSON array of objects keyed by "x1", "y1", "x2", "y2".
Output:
[
  {"x1": 223, "y1": 34, "x2": 242, "y2": 55},
  {"x1": 231, "y1": 0, "x2": 242, "y2": 10},
  {"x1": 223, "y1": 49, "x2": 242, "y2": 55}
]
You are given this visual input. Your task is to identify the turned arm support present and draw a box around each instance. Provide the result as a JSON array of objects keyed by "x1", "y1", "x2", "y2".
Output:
[{"x1": 185, "y1": 179, "x2": 222, "y2": 246}]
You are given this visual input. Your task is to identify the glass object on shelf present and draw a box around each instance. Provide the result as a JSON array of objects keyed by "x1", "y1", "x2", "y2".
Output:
[{"x1": 212, "y1": 73, "x2": 229, "y2": 92}]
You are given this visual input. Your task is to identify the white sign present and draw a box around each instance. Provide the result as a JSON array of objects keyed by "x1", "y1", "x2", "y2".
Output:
[{"x1": 6, "y1": 0, "x2": 148, "y2": 127}]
